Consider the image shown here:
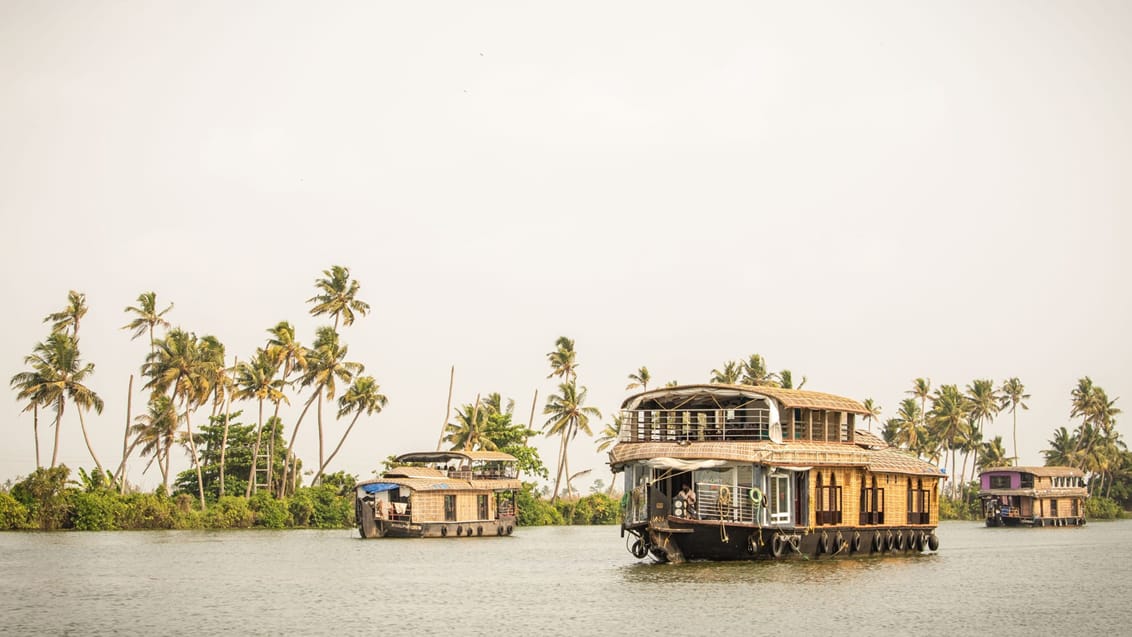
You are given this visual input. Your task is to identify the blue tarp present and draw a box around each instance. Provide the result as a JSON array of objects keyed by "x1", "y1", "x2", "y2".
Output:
[{"x1": 361, "y1": 483, "x2": 399, "y2": 494}]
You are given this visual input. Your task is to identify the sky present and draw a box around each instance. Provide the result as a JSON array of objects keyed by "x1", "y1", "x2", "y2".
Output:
[{"x1": 2, "y1": 1, "x2": 1130, "y2": 494}]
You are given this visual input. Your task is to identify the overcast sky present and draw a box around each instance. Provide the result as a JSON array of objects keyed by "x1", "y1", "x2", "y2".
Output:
[{"x1": 2, "y1": 1, "x2": 1129, "y2": 492}]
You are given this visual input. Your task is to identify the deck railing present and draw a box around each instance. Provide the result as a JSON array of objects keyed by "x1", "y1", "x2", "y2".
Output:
[
  {"x1": 674, "y1": 484, "x2": 767, "y2": 525},
  {"x1": 619, "y1": 408, "x2": 771, "y2": 443}
]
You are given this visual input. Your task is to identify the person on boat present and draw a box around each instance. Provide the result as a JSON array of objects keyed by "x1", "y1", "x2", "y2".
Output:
[
  {"x1": 375, "y1": 499, "x2": 388, "y2": 519},
  {"x1": 677, "y1": 484, "x2": 697, "y2": 518}
]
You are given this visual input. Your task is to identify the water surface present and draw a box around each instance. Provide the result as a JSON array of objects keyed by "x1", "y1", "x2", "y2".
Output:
[{"x1": 2, "y1": 520, "x2": 1129, "y2": 636}]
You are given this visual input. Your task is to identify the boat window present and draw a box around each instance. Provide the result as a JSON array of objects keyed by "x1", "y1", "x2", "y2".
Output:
[
  {"x1": 816, "y1": 473, "x2": 842, "y2": 525},
  {"x1": 768, "y1": 473, "x2": 791, "y2": 525},
  {"x1": 444, "y1": 494, "x2": 456, "y2": 522},
  {"x1": 989, "y1": 475, "x2": 1011, "y2": 489},
  {"x1": 793, "y1": 409, "x2": 806, "y2": 440},
  {"x1": 1020, "y1": 474, "x2": 1034, "y2": 488},
  {"x1": 477, "y1": 494, "x2": 489, "y2": 520}
]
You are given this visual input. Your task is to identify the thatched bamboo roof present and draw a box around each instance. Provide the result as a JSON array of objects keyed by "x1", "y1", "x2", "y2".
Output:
[
  {"x1": 608, "y1": 438, "x2": 942, "y2": 477},
  {"x1": 981, "y1": 466, "x2": 1084, "y2": 477},
  {"x1": 357, "y1": 476, "x2": 521, "y2": 491},
  {"x1": 620, "y1": 384, "x2": 869, "y2": 415},
  {"x1": 394, "y1": 450, "x2": 517, "y2": 464}
]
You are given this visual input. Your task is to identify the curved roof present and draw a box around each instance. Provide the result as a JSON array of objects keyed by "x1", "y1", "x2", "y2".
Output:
[
  {"x1": 620, "y1": 384, "x2": 868, "y2": 415},
  {"x1": 980, "y1": 465, "x2": 1084, "y2": 477},
  {"x1": 608, "y1": 439, "x2": 942, "y2": 477},
  {"x1": 394, "y1": 450, "x2": 517, "y2": 464}
]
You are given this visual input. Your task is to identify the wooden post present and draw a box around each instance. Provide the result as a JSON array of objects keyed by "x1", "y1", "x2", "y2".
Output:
[{"x1": 436, "y1": 366, "x2": 455, "y2": 451}]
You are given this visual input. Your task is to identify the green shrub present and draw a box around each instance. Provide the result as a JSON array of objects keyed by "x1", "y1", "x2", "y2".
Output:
[
  {"x1": 11, "y1": 467, "x2": 71, "y2": 530},
  {"x1": 307, "y1": 485, "x2": 352, "y2": 528},
  {"x1": 249, "y1": 492, "x2": 289, "y2": 529},
  {"x1": 203, "y1": 496, "x2": 254, "y2": 529},
  {"x1": 0, "y1": 492, "x2": 28, "y2": 529},
  {"x1": 1086, "y1": 495, "x2": 1124, "y2": 520},
  {"x1": 939, "y1": 495, "x2": 981, "y2": 521},
  {"x1": 517, "y1": 484, "x2": 563, "y2": 526},
  {"x1": 117, "y1": 493, "x2": 176, "y2": 529},
  {"x1": 571, "y1": 493, "x2": 620, "y2": 524},
  {"x1": 289, "y1": 490, "x2": 314, "y2": 526},
  {"x1": 68, "y1": 490, "x2": 125, "y2": 530}
]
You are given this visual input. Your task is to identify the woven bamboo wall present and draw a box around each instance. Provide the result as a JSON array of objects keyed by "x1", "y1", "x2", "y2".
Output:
[
  {"x1": 411, "y1": 491, "x2": 493, "y2": 523},
  {"x1": 807, "y1": 469, "x2": 939, "y2": 527}
]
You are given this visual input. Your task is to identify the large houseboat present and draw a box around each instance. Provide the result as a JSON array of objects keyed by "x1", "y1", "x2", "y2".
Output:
[
  {"x1": 354, "y1": 450, "x2": 521, "y2": 539},
  {"x1": 608, "y1": 384, "x2": 944, "y2": 562},
  {"x1": 978, "y1": 466, "x2": 1087, "y2": 527}
]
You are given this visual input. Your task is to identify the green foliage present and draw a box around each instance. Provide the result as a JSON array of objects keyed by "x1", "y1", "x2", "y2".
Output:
[
  {"x1": 116, "y1": 493, "x2": 177, "y2": 529},
  {"x1": 10, "y1": 466, "x2": 71, "y2": 530},
  {"x1": 939, "y1": 494, "x2": 981, "y2": 520},
  {"x1": 203, "y1": 496, "x2": 255, "y2": 528},
  {"x1": 288, "y1": 490, "x2": 314, "y2": 526},
  {"x1": 318, "y1": 471, "x2": 357, "y2": 495},
  {"x1": 68, "y1": 490, "x2": 126, "y2": 530},
  {"x1": 501, "y1": 444, "x2": 548, "y2": 480},
  {"x1": 1086, "y1": 496, "x2": 1125, "y2": 519},
  {"x1": 568, "y1": 493, "x2": 621, "y2": 524},
  {"x1": 517, "y1": 482, "x2": 563, "y2": 526},
  {"x1": 0, "y1": 491, "x2": 29, "y2": 529},
  {"x1": 306, "y1": 485, "x2": 353, "y2": 528},
  {"x1": 249, "y1": 492, "x2": 290, "y2": 528}
]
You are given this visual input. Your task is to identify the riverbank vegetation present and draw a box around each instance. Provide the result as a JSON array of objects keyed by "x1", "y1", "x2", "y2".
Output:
[{"x1": 6, "y1": 274, "x2": 1129, "y2": 529}]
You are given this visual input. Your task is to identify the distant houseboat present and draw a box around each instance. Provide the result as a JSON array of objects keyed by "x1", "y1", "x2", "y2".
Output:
[
  {"x1": 608, "y1": 384, "x2": 944, "y2": 562},
  {"x1": 355, "y1": 450, "x2": 521, "y2": 539},
  {"x1": 978, "y1": 466, "x2": 1087, "y2": 527}
]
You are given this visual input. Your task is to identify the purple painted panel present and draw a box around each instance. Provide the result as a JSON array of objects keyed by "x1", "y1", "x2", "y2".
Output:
[{"x1": 981, "y1": 472, "x2": 1020, "y2": 489}]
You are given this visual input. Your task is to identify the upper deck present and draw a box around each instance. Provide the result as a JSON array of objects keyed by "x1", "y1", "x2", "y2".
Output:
[{"x1": 617, "y1": 384, "x2": 868, "y2": 444}]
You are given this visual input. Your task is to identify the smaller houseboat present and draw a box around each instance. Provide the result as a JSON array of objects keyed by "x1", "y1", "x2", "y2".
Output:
[
  {"x1": 355, "y1": 450, "x2": 520, "y2": 539},
  {"x1": 978, "y1": 466, "x2": 1087, "y2": 527}
]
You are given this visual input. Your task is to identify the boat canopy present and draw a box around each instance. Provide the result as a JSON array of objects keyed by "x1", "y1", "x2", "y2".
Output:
[
  {"x1": 621, "y1": 384, "x2": 868, "y2": 415},
  {"x1": 360, "y1": 482, "x2": 399, "y2": 494},
  {"x1": 395, "y1": 450, "x2": 517, "y2": 464}
]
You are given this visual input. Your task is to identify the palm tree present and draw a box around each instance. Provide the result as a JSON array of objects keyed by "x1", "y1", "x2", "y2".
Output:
[
  {"x1": 740, "y1": 354, "x2": 778, "y2": 386},
  {"x1": 445, "y1": 400, "x2": 493, "y2": 451},
  {"x1": 998, "y1": 377, "x2": 1030, "y2": 464},
  {"x1": 307, "y1": 265, "x2": 371, "y2": 330},
  {"x1": 264, "y1": 321, "x2": 307, "y2": 486},
  {"x1": 20, "y1": 333, "x2": 105, "y2": 472},
  {"x1": 142, "y1": 328, "x2": 210, "y2": 508},
  {"x1": 928, "y1": 384, "x2": 971, "y2": 495},
  {"x1": 130, "y1": 394, "x2": 179, "y2": 494},
  {"x1": 778, "y1": 370, "x2": 806, "y2": 389},
  {"x1": 284, "y1": 327, "x2": 363, "y2": 490},
  {"x1": 862, "y1": 398, "x2": 882, "y2": 432},
  {"x1": 10, "y1": 358, "x2": 52, "y2": 468},
  {"x1": 44, "y1": 290, "x2": 88, "y2": 337},
  {"x1": 889, "y1": 398, "x2": 923, "y2": 451},
  {"x1": 1043, "y1": 426, "x2": 1078, "y2": 467},
  {"x1": 907, "y1": 378, "x2": 931, "y2": 437},
  {"x1": 121, "y1": 291, "x2": 173, "y2": 352},
  {"x1": 314, "y1": 376, "x2": 386, "y2": 484},
  {"x1": 234, "y1": 350, "x2": 286, "y2": 496},
  {"x1": 546, "y1": 337, "x2": 578, "y2": 381},
  {"x1": 978, "y1": 436, "x2": 1009, "y2": 471},
  {"x1": 710, "y1": 361, "x2": 741, "y2": 384},
  {"x1": 543, "y1": 381, "x2": 601, "y2": 502},
  {"x1": 965, "y1": 378, "x2": 1000, "y2": 436},
  {"x1": 595, "y1": 414, "x2": 622, "y2": 453},
  {"x1": 625, "y1": 367, "x2": 651, "y2": 392}
]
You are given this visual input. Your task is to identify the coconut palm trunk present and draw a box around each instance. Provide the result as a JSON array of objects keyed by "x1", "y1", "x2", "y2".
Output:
[
  {"x1": 114, "y1": 375, "x2": 134, "y2": 493},
  {"x1": 51, "y1": 397, "x2": 64, "y2": 468},
  {"x1": 314, "y1": 411, "x2": 361, "y2": 483},
  {"x1": 280, "y1": 391, "x2": 319, "y2": 497},
  {"x1": 33, "y1": 403, "x2": 41, "y2": 469},
  {"x1": 245, "y1": 397, "x2": 266, "y2": 497},
  {"x1": 182, "y1": 404, "x2": 206, "y2": 509}
]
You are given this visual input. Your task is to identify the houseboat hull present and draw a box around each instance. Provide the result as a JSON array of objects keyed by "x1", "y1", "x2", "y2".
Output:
[
  {"x1": 357, "y1": 499, "x2": 516, "y2": 539},
  {"x1": 625, "y1": 519, "x2": 940, "y2": 562}
]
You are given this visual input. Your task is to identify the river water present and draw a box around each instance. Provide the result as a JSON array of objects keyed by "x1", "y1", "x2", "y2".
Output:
[{"x1": 2, "y1": 520, "x2": 1130, "y2": 636}]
